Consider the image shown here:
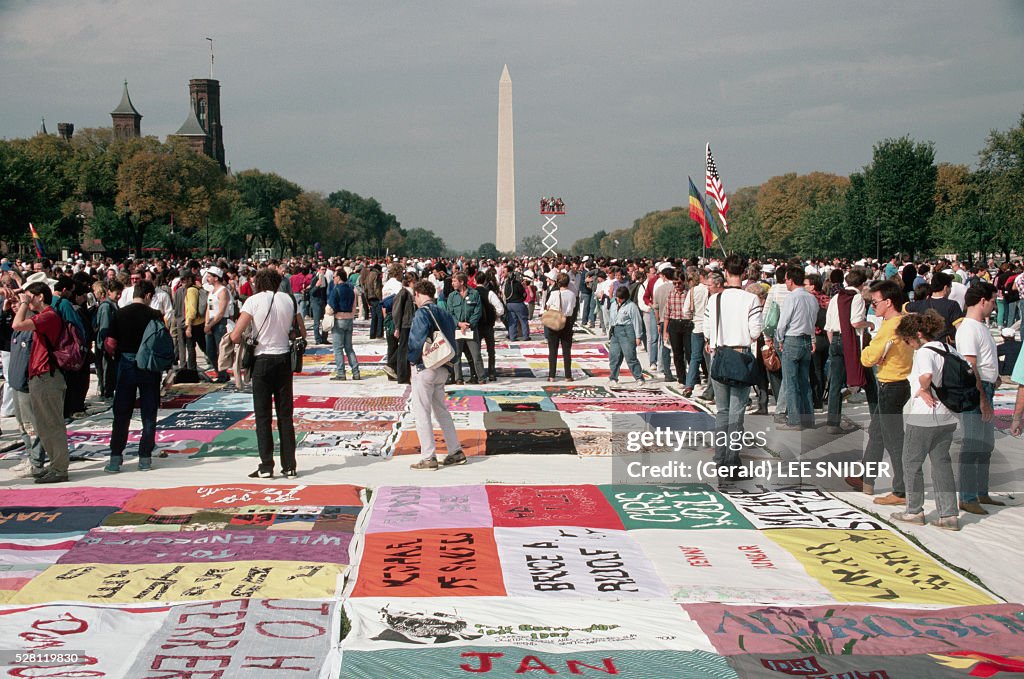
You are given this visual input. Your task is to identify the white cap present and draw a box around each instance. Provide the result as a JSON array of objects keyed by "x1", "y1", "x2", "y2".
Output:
[
  {"x1": 206, "y1": 266, "x2": 224, "y2": 280},
  {"x1": 1001, "y1": 328, "x2": 1016, "y2": 339},
  {"x1": 762, "y1": 263, "x2": 776, "y2": 274},
  {"x1": 656, "y1": 262, "x2": 672, "y2": 273},
  {"x1": 545, "y1": 270, "x2": 557, "y2": 281}
]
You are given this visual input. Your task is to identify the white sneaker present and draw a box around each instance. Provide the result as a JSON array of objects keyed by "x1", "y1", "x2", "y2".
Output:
[{"x1": 10, "y1": 459, "x2": 33, "y2": 477}]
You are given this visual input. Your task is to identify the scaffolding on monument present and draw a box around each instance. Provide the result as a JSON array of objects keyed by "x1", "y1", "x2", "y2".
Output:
[{"x1": 540, "y1": 198, "x2": 564, "y2": 256}]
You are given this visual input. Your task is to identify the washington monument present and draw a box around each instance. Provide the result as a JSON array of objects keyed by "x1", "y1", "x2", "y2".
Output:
[{"x1": 495, "y1": 64, "x2": 516, "y2": 252}]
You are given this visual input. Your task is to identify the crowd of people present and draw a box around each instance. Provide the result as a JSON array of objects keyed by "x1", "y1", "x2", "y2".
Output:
[
  {"x1": 1, "y1": 250, "x2": 1020, "y2": 516},
  {"x1": 540, "y1": 197, "x2": 565, "y2": 213}
]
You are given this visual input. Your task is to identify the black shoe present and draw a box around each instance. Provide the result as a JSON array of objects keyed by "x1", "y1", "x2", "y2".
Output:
[
  {"x1": 281, "y1": 469, "x2": 298, "y2": 478},
  {"x1": 34, "y1": 469, "x2": 69, "y2": 484},
  {"x1": 248, "y1": 468, "x2": 273, "y2": 479},
  {"x1": 443, "y1": 450, "x2": 468, "y2": 466}
]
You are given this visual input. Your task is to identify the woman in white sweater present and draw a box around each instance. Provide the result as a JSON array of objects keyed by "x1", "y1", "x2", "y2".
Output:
[{"x1": 543, "y1": 272, "x2": 577, "y2": 381}]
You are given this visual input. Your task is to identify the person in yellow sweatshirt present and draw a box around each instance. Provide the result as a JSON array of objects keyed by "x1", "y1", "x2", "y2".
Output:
[{"x1": 854, "y1": 280, "x2": 913, "y2": 505}]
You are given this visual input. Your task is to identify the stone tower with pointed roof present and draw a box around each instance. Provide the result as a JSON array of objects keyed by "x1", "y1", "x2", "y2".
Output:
[
  {"x1": 111, "y1": 80, "x2": 142, "y2": 139},
  {"x1": 190, "y1": 79, "x2": 225, "y2": 170},
  {"x1": 171, "y1": 106, "x2": 212, "y2": 158},
  {"x1": 170, "y1": 78, "x2": 225, "y2": 171}
]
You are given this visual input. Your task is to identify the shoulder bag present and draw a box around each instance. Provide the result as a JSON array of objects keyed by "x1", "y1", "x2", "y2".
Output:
[
  {"x1": 289, "y1": 295, "x2": 307, "y2": 373},
  {"x1": 709, "y1": 291, "x2": 760, "y2": 387},
  {"x1": 239, "y1": 292, "x2": 275, "y2": 372},
  {"x1": 541, "y1": 291, "x2": 567, "y2": 331},
  {"x1": 762, "y1": 338, "x2": 782, "y2": 373},
  {"x1": 422, "y1": 304, "x2": 456, "y2": 369}
]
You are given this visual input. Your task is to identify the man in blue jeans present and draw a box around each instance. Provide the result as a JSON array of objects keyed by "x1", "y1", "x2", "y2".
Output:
[
  {"x1": 607, "y1": 287, "x2": 645, "y2": 385},
  {"x1": 309, "y1": 264, "x2": 329, "y2": 345},
  {"x1": 328, "y1": 268, "x2": 360, "y2": 381},
  {"x1": 502, "y1": 268, "x2": 529, "y2": 341},
  {"x1": 104, "y1": 280, "x2": 163, "y2": 473},
  {"x1": 705, "y1": 255, "x2": 763, "y2": 473},
  {"x1": 957, "y1": 283, "x2": 1001, "y2": 515},
  {"x1": 775, "y1": 266, "x2": 819, "y2": 430},
  {"x1": 685, "y1": 270, "x2": 712, "y2": 394}
]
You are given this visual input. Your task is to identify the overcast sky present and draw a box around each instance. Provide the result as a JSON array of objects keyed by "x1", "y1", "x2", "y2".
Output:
[{"x1": 2, "y1": 1, "x2": 1023, "y2": 250}]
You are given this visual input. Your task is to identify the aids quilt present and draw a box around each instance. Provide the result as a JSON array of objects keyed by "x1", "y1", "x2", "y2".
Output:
[
  {"x1": 2, "y1": 481, "x2": 1018, "y2": 677},
  {"x1": 0, "y1": 483, "x2": 362, "y2": 677},
  {"x1": 339, "y1": 483, "x2": 1017, "y2": 679}
]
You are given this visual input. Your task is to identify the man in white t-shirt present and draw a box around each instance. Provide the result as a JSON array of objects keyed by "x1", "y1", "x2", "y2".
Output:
[
  {"x1": 230, "y1": 268, "x2": 303, "y2": 479},
  {"x1": 704, "y1": 254, "x2": 763, "y2": 474},
  {"x1": 955, "y1": 282, "x2": 1002, "y2": 515}
]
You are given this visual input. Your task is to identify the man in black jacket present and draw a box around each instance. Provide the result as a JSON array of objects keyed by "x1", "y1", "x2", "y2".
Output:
[
  {"x1": 386, "y1": 272, "x2": 417, "y2": 384},
  {"x1": 502, "y1": 265, "x2": 529, "y2": 341},
  {"x1": 105, "y1": 280, "x2": 163, "y2": 474}
]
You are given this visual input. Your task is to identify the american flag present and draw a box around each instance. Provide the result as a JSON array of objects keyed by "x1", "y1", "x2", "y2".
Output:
[{"x1": 706, "y1": 143, "x2": 729, "y2": 232}]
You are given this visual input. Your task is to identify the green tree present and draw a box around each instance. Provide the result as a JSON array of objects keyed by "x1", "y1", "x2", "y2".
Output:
[
  {"x1": 275, "y1": 192, "x2": 335, "y2": 255},
  {"x1": 115, "y1": 143, "x2": 227, "y2": 255},
  {"x1": 569, "y1": 229, "x2": 606, "y2": 256},
  {"x1": 976, "y1": 110, "x2": 1024, "y2": 258},
  {"x1": 326, "y1": 190, "x2": 400, "y2": 255},
  {"x1": 930, "y1": 163, "x2": 985, "y2": 260},
  {"x1": 0, "y1": 133, "x2": 81, "y2": 251},
  {"x1": 791, "y1": 195, "x2": 849, "y2": 258},
  {"x1": 519, "y1": 234, "x2": 545, "y2": 257},
  {"x1": 404, "y1": 228, "x2": 447, "y2": 257},
  {"x1": 234, "y1": 169, "x2": 303, "y2": 250},
  {"x1": 208, "y1": 194, "x2": 261, "y2": 259},
  {"x1": 599, "y1": 228, "x2": 635, "y2": 258},
  {"x1": 755, "y1": 172, "x2": 849, "y2": 254},
  {"x1": 476, "y1": 242, "x2": 500, "y2": 259},
  {"x1": 863, "y1": 136, "x2": 937, "y2": 259},
  {"x1": 65, "y1": 128, "x2": 162, "y2": 209},
  {"x1": 631, "y1": 207, "x2": 701, "y2": 258},
  {"x1": 720, "y1": 185, "x2": 762, "y2": 256},
  {"x1": 383, "y1": 227, "x2": 406, "y2": 255}
]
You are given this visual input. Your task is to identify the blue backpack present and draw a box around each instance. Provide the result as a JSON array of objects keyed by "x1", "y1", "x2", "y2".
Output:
[{"x1": 135, "y1": 319, "x2": 175, "y2": 372}]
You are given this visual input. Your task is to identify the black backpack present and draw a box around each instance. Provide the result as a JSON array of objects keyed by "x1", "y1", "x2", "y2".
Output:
[{"x1": 925, "y1": 346, "x2": 981, "y2": 413}]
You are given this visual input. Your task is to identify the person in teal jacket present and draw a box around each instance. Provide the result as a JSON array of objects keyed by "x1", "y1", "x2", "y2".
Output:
[{"x1": 447, "y1": 272, "x2": 486, "y2": 384}]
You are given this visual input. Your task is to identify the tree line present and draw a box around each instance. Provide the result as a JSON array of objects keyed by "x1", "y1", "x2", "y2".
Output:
[
  {"x1": 568, "y1": 110, "x2": 1024, "y2": 262},
  {"x1": 0, "y1": 127, "x2": 449, "y2": 259}
]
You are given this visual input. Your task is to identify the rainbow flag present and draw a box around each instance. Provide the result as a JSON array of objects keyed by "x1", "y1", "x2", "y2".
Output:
[
  {"x1": 28, "y1": 223, "x2": 44, "y2": 259},
  {"x1": 688, "y1": 177, "x2": 716, "y2": 247}
]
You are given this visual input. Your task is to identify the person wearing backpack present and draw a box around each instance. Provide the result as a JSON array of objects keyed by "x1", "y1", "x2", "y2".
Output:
[
  {"x1": 955, "y1": 282, "x2": 1003, "y2": 515},
  {"x1": 53, "y1": 277, "x2": 90, "y2": 420},
  {"x1": 103, "y1": 280, "x2": 164, "y2": 474},
  {"x1": 890, "y1": 310, "x2": 962, "y2": 531},
  {"x1": 407, "y1": 279, "x2": 463, "y2": 471},
  {"x1": 12, "y1": 281, "x2": 70, "y2": 484}
]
